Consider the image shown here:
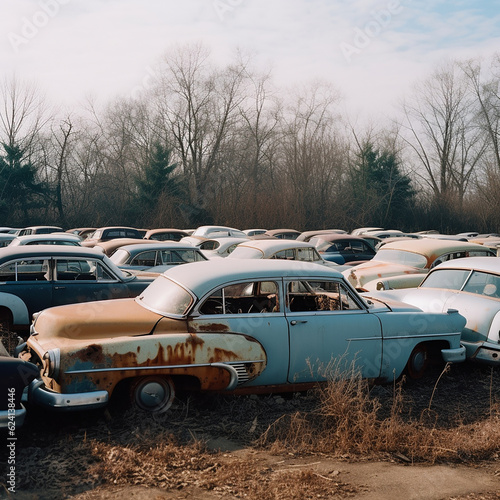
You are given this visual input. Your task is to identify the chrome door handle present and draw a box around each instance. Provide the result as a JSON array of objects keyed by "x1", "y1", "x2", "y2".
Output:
[{"x1": 290, "y1": 320, "x2": 308, "y2": 325}]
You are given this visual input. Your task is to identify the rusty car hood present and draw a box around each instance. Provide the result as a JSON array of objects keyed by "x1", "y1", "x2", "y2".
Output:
[{"x1": 31, "y1": 298, "x2": 172, "y2": 342}]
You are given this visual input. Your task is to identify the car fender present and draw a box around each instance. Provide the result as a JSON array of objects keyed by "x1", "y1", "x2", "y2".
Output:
[
  {"x1": 368, "y1": 273, "x2": 427, "y2": 291},
  {"x1": 34, "y1": 332, "x2": 268, "y2": 395},
  {"x1": 375, "y1": 309, "x2": 466, "y2": 380},
  {"x1": 487, "y1": 310, "x2": 500, "y2": 343},
  {"x1": 0, "y1": 292, "x2": 30, "y2": 326}
]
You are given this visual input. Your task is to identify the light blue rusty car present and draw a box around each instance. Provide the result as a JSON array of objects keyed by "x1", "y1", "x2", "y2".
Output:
[
  {"x1": 364, "y1": 257, "x2": 500, "y2": 366},
  {"x1": 20, "y1": 260, "x2": 466, "y2": 414}
]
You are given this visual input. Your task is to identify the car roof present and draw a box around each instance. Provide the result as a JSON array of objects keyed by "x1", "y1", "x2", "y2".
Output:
[
  {"x1": 163, "y1": 258, "x2": 343, "y2": 295},
  {"x1": 430, "y1": 256, "x2": 500, "y2": 274},
  {"x1": 0, "y1": 245, "x2": 105, "y2": 261},
  {"x1": 144, "y1": 228, "x2": 188, "y2": 235},
  {"x1": 265, "y1": 228, "x2": 300, "y2": 235},
  {"x1": 312, "y1": 234, "x2": 370, "y2": 243},
  {"x1": 379, "y1": 238, "x2": 493, "y2": 255},
  {"x1": 234, "y1": 239, "x2": 316, "y2": 252},
  {"x1": 117, "y1": 242, "x2": 204, "y2": 253},
  {"x1": 12, "y1": 234, "x2": 81, "y2": 242}
]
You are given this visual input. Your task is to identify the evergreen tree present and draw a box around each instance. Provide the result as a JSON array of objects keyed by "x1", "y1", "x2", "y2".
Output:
[
  {"x1": 350, "y1": 143, "x2": 414, "y2": 228},
  {"x1": 0, "y1": 143, "x2": 48, "y2": 223},
  {"x1": 131, "y1": 142, "x2": 184, "y2": 225}
]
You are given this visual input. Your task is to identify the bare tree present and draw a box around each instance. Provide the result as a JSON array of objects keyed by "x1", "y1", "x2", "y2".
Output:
[
  {"x1": 278, "y1": 81, "x2": 344, "y2": 229},
  {"x1": 0, "y1": 76, "x2": 49, "y2": 153},
  {"x1": 152, "y1": 43, "x2": 249, "y2": 224},
  {"x1": 399, "y1": 61, "x2": 484, "y2": 208}
]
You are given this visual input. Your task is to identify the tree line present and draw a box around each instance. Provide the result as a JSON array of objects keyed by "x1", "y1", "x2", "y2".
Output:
[{"x1": 1, "y1": 44, "x2": 500, "y2": 234}]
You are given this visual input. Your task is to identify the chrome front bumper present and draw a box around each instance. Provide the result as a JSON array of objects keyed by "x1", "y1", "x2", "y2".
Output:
[
  {"x1": 441, "y1": 345, "x2": 466, "y2": 363},
  {"x1": 464, "y1": 341, "x2": 500, "y2": 366},
  {"x1": 28, "y1": 379, "x2": 109, "y2": 411}
]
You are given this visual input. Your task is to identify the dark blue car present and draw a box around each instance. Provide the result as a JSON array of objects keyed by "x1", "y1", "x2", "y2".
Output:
[
  {"x1": 310, "y1": 235, "x2": 376, "y2": 265},
  {"x1": 0, "y1": 246, "x2": 154, "y2": 333}
]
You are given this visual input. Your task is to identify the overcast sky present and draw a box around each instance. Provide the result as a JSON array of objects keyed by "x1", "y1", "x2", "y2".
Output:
[{"x1": 2, "y1": 0, "x2": 500, "y2": 118}]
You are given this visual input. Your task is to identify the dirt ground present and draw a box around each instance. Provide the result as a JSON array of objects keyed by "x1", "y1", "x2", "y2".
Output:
[{"x1": 3, "y1": 362, "x2": 500, "y2": 500}]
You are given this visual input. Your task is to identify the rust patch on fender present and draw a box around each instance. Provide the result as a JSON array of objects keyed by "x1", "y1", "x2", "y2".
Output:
[
  {"x1": 74, "y1": 344, "x2": 105, "y2": 364},
  {"x1": 189, "y1": 322, "x2": 230, "y2": 333}
]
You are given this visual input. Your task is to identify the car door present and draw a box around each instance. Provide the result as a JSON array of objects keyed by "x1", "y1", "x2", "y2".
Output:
[
  {"x1": 51, "y1": 257, "x2": 131, "y2": 306},
  {"x1": 285, "y1": 278, "x2": 383, "y2": 382},
  {"x1": 189, "y1": 279, "x2": 290, "y2": 386}
]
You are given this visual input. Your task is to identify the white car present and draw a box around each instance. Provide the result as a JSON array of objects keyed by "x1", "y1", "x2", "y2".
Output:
[
  {"x1": 344, "y1": 239, "x2": 496, "y2": 291},
  {"x1": 8, "y1": 234, "x2": 82, "y2": 246},
  {"x1": 364, "y1": 257, "x2": 500, "y2": 365},
  {"x1": 191, "y1": 225, "x2": 248, "y2": 238}
]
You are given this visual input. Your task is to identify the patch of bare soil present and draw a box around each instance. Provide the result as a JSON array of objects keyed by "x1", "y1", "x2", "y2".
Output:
[{"x1": 2, "y1": 362, "x2": 500, "y2": 499}]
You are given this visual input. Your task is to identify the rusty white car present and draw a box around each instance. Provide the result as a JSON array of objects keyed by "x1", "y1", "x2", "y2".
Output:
[
  {"x1": 364, "y1": 257, "x2": 500, "y2": 366},
  {"x1": 344, "y1": 239, "x2": 496, "y2": 292},
  {"x1": 20, "y1": 260, "x2": 466, "y2": 414}
]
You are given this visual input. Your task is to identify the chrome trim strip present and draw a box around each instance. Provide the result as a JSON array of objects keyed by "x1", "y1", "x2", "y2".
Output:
[
  {"x1": 64, "y1": 360, "x2": 265, "y2": 375},
  {"x1": 347, "y1": 332, "x2": 459, "y2": 342}
]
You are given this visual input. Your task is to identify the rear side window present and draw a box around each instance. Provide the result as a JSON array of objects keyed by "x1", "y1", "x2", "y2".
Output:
[{"x1": 0, "y1": 259, "x2": 49, "y2": 281}]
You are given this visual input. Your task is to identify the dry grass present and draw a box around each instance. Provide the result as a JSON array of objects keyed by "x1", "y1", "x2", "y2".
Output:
[
  {"x1": 258, "y1": 362, "x2": 500, "y2": 464},
  {"x1": 5, "y1": 347, "x2": 500, "y2": 498}
]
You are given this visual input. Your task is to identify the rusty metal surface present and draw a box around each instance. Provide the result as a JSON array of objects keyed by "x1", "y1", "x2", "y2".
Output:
[{"x1": 27, "y1": 311, "x2": 266, "y2": 398}]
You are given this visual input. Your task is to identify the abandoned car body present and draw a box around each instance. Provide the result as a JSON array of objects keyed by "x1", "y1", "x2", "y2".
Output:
[
  {"x1": 20, "y1": 260, "x2": 466, "y2": 414},
  {"x1": 0, "y1": 246, "x2": 154, "y2": 333},
  {"x1": 343, "y1": 239, "x2": 496, "y2": 292},
  {"x1": 364, "y1": 257, "x2": 500, "y2": 366}
]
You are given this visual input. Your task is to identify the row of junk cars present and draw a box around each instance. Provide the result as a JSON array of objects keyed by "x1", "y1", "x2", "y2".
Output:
[{"x1": 1, "y1": 224, "x2": 500, "y2": 427}]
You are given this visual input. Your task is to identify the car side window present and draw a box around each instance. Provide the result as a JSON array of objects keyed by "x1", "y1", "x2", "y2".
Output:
[
  {"x1": 199, "y1": 281, "x2": 280, "y2": 315},
  {"x1": 287, "y1": 280, "x2": 362, "y2": 312},
  {"x1": 54, "y1": 259, "x2": 116, "y2": 281},
  {"x1": 130, "y1": 251, "x2": 157, "y2": 267},
  {"x1": 0, "y1": 259, "x2": 49, "y2": 282},
  {"x1": 272, "y1": 249, "x2": 294, "y2": 260},
  {"x1": 463, "y1": 271, "x2": 500, "y2": 298}
]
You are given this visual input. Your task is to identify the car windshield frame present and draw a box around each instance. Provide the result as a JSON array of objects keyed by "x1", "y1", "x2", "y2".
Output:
[{"x1": 136, "y1": 275, "x2": 195, "y2": 317}]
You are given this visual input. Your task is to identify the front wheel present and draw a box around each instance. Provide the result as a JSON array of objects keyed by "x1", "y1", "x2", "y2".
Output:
[
  {"x1": 406, "y1": 344, "x2": 429, "y2": 379},
  {"x1": 130, "y1": 376, "x2": 175, "y2": 413}
]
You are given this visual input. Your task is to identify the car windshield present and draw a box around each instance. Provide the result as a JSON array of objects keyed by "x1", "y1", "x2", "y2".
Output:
[
  {"x1": 420, "y1": 269, "x2": 471, "y2": 290},
  {"x1": 373, "y1": 249, "x2": 427, "y2": 268},
  {"x1": 136, "y1": 275, "x2": 194, "y2": 316}
]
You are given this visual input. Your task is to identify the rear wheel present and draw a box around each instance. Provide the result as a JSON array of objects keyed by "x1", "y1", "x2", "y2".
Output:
[
  {"x1": 406, "y1": 344, "x2": 429, "y2": 379},
  {"x1": 130, "y1": 376, "x2": 175, "y2": 413}
]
